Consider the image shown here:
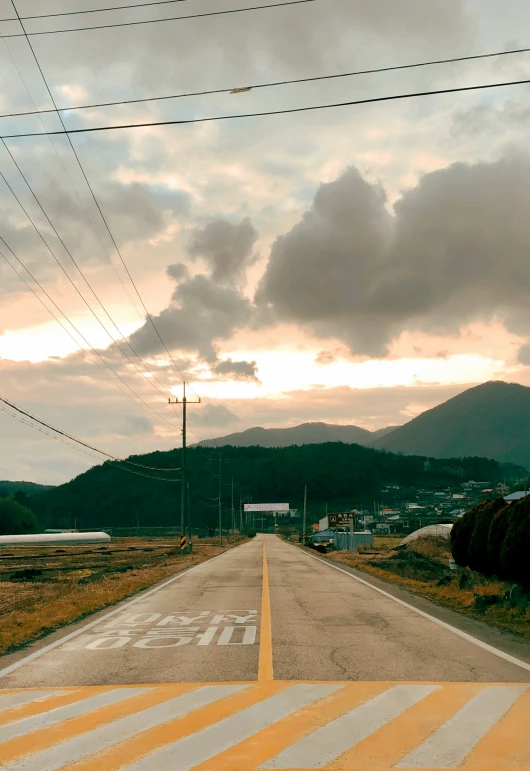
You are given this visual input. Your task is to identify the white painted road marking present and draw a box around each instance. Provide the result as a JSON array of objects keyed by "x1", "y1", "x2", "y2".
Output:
[
  {"x1": 259, "y1": 684, "x2": 438, "y2": 769},
  {"x1": 0, "y1": 546, "x2": 240, "y2": 679},
  {"x1": 0, "y1": 687, "x2": 148, "y2": 742},
  {"x1": 62, "y1": 608, "x2": 259, "y2": 650},
  {"x1": 300, "y1": 545, "x2": 530, "y2": 673},
  {"x1": 121, "y1": 684, "x2": 341, "y2": 771},
  {"x1": 397, "y1": 685, "x2": 528, "y2": 768},
  {"x1": 7, "y1": 685, "x2": 246, "y2": 771}
]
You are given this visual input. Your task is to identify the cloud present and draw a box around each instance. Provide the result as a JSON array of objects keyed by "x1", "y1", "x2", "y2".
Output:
[
  {"x1": 201, "y1": 404, "x2": 239, "y2": 427},
  {"x1": 128, "y1": 274, "x2": 254, "y2": 362},
  {"x1": 188, "y1": 218, "x2": 258, "y2": 284},
  {"x1": 315, "y1": 351, "x2": 337, "y2": 365},
  {"x1": 257, "y1": 155, "x2": 530, "y2": 355},
  {"x1": 517, "y1": 343, "x2": 530, "y2": 365},
  {"x1": 212, "y1": 358, "x2": 260, "y2": 381},
  {"x1": 166, "y1": 263, "x2": 189, "y2": 282}
]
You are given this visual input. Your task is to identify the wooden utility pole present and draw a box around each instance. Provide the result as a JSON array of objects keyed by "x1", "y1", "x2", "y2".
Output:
[
  {"x1": 168, "y1": 382, "x2": 200, "y2": 552},
  {"x1": 218, "y1": 456, "x2": 222, "y2": 545},
  {"x1": 302, "y1": 484, "x2": 307, "y2": 544},
  {"x1": 231, "y1": 477, "x2": 235, "y2": 543}
]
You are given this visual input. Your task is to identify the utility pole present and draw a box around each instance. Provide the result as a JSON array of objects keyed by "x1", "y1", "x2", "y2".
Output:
[
  {"x1": 218, "y1": 456, "x2": 222, "y2": 546},
  {"x1": 187, "y1": 482, "x2": 192, "y2": 552},
  {"x1": 169, "y1": 382, "x2": 200, "y2": 553},
  {"x1": 231, "y1": 477, "x2": 235, "y2": 543},
  {"x1": 302, "y1": 484, "x2": 307, "y2": 545},
  {"x1": 239, "y1": 496, "x2": 243, "y2": 533}
]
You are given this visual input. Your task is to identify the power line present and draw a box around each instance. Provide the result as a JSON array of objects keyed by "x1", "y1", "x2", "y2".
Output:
[
  {"x1": 5, "y1": 76, "x2": 529, "y2": 139},
  {"x1": 0, "y1": 30, "x2": 178, "y2": 401},
  {"x1": 1, "y1": 0, "x2": 315, "y2": 38},
  {"x1": 2, "y1": 44, "x2": 529, "y2": 121},
  {"x1": 0, "y1": 405, "x2": 110, "y2": 465},
  {"x1": 6, "y1": 1, "x2": 191, "y2": 397},
  {"x1": 0, "y1": 0, "x2": 196, "y2": 21},
  {"x1": 0, "y1": 396, "x2": 180, "y2": 471},
  {"x1": 8, "y1": 0, "x2": 219, "y2": 452},
  {"x1": 0, "y1": 35, "x2": 169, "y2": 377},
  {"x1": 0, "y1": 239, "x2": 181, "y2": 434},
  {"x1": 0, "y1": 161, "x2": 175, "y2": 402},
  {"x1": 5, "y1": 6, "x2": 235, "y2": 453},
  {"x1": 0, "y1": 403, "x2": 180, "y2": 481},
  {"x1": 3, "y1": 9, "x2": 235, "y2": 453}
]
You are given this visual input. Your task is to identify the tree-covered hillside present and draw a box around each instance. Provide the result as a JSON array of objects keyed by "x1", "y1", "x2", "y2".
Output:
[
  {"x1": 31, "y1": 443, "x2": 525, "y2": 531},
  {"x1": 372, "y1": 381, "x2": 530, "y2": 469},
  {"x1": 0, "y1": 481, "x2": 54, "y2": 498}
]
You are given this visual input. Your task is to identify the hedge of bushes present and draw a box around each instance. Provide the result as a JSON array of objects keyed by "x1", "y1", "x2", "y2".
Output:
[{"x1": 450, "y1": 495, "x2": 530, "y2": 588}]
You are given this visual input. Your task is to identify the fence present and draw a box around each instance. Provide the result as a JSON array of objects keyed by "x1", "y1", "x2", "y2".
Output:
[{"x1": 335, "y1": 531, "x2": 374, "y2": 552}]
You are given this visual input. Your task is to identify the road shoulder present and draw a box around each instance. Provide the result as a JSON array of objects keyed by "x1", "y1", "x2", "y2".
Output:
[{"x1": 293, "y1": 543, "x2": 530, "y2": 668}]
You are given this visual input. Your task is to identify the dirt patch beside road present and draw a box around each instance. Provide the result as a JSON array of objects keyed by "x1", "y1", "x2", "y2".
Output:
[{"x1": 0, "y1": 538, "x2": 244, "y2": 655}]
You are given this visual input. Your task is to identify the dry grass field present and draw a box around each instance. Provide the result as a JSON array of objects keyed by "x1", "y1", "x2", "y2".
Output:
[{"x1": 0, "y1": 537, "x2": 244, "y2": 655}]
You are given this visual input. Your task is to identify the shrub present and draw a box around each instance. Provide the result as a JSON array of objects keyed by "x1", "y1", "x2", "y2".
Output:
[
  {"x1": 468, "y1": 497, "x2": 507, "y2": 575},
  {"x1": 487, "y1": 503, "x2": 513, "y2": 578},
  {"x1": 499, "y1": 496, "x2": 530, "y2": 588},
  {"x1": 0, "y1": 498, "x2": 40, "y2": 535},
  {"x1": 450, "y1": 501, "x2": 482, "y2": 567}
]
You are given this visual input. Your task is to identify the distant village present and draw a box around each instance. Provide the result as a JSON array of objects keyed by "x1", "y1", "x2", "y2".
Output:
[{"x1": 317, "y1": 479, "x2": 528, "y2": 535}]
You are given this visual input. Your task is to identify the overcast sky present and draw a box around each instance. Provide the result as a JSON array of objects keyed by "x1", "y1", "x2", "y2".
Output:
[{"x1": 1, "y1": 0, "x2": 530, "y2": 484}]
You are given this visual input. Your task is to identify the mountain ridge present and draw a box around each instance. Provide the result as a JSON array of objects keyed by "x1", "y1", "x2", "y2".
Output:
[
  {"x1": 370, "y1": 380, "x2": 530, "y2": 470},
  {"x1": 194, "y1": 381, "x2": 530, "y2": 471},
  {"x1": 193, "y1": 421, "x2": 398, "y2": 448}
]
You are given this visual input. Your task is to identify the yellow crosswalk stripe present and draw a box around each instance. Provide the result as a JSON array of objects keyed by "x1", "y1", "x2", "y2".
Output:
[
  {"x1": 0, "y1": 682, "x2": 526, "y2": 771},
  {"x1": 460, "y1": 687, "x2": 530, "y2": 771},
  {"x1": 201, "y1": 681, "x2": 388, "y2": 771}
]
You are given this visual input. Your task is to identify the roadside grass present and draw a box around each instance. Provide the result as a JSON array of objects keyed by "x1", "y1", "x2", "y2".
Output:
[
  {"x1": 327, "y1": 538, "x2": 530, "y2": 641},
  {"x1": 0, "y1": 538, "x2": 243, "y2": 655}
]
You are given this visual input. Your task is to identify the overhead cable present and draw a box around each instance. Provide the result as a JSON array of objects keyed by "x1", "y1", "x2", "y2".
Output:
[
  {"x1": 8, "y1": 0, "x2": 218, "y2": 449},
  {"x1": 0, "y1": 239, "x2": 180, "y2": 434},
  {"x1": 1, "y1": 404, "x2": 181, "y2": 480},
  {"x1": 1, "y1": 0, "x2": 315, "y2": 38},
  {"x1": 0, "y1": 162, "x2": 176, "y2": 402},
  {"x1": 5, "y1": 76, "x2": 528, "y2": 139},
  {"x1": 0, "y1": 0, "x2": 197, "y2": 21},
  {"x1": 2, "y1": 44, "x2": 529, "y2": 121},
  {"x1": 7, "y1": 0, "x2": 191, "y2": 398},
  {"x1": 0, "y1": 396, "x2": 181, "y2": 472},
  {"x1": 0, "y1": 34, "x2": 168, "y2": 371}
]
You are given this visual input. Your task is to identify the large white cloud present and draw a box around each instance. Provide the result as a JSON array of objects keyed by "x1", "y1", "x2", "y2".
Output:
[{"x1": 257, "y1": 155, "x2": 530, "y2": 355}]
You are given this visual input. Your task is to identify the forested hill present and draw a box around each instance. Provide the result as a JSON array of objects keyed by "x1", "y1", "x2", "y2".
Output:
[
  {"x1": 371, "y1": 381, "x2": 530, "y2": 468},
  {"x1": 31, "y1": 443, "x2": 526, "y2": 531},
  {"x1": 0, "y1": 481, "x2": 55, "y2": 497}
]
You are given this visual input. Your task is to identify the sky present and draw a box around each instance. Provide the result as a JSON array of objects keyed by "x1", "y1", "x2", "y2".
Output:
[{"x1": 1, "y1": 0, "x2": 530, "y2": 484}]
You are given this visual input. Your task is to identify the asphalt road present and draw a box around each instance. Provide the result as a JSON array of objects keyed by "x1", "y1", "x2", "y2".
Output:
[
  {"x1": 0, "y1": 535, "x2": 529, "y2": 770},
  {"x1": 0, "y1": 534, "x2": 528, "y2": 687}
]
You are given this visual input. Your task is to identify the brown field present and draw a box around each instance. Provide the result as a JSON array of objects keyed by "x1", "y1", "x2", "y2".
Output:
[
  {"x1": 0, "y1": 537, "x2": 244, "y2": 655},
  {"x1": 326, "y1": 537, "x2": 530, "y2": 641}
]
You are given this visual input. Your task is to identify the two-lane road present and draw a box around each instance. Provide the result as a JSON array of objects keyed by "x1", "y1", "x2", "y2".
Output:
[{"x1": 0, "y1": 534, "x2": 528, "y2": 770}]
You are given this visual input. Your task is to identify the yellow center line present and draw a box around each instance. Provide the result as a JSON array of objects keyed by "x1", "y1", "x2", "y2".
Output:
[{"x1": 258, "y1": 536, "x2": 273, "y2": 682}]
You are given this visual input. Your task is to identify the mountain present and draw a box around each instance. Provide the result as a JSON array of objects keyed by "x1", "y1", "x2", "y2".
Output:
[
  {"x1": 0, "y1": 481, "x2": 55, "y2": 497},
  {"x1": 370, "y1": 426, "x2": 399, "y2": 440},
  {"x1": 370, "y1": 381, "x2": 530, "y2": 470},
  {"x1": 194, "y1": 422, "x2": 397, "y2": 448}
]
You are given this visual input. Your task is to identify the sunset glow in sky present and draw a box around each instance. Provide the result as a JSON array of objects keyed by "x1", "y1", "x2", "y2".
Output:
[{"x1": 1, "y1": 0, "x2": 530, "y2": 483}]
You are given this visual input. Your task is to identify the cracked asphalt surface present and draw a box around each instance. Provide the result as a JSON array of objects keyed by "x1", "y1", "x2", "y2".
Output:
[{"x1": 0, "y1": 535, "x2": 528, "y2": 686}]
